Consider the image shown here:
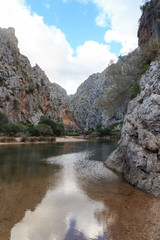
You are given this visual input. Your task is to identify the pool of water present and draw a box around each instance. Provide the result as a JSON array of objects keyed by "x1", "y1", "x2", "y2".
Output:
[{"x1": 0, "y1": 141, "x2": 159, "y2": 240}]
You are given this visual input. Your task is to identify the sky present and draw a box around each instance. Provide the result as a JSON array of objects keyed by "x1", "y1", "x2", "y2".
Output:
[{"x1": 0, "y1": 0, "x2": 143, "y2": 94}]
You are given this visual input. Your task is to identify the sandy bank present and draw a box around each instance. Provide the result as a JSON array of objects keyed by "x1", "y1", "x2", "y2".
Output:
[{"x1": 55, "y1": 136, "x2": 87, "y2": 142}]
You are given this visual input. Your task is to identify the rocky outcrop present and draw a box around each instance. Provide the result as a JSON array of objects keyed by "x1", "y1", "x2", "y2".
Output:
[
  {"x1": 0, "y1": 27, "x2": 77, "y2": 129},
  {"x1": 69, "y1": 68, "x2": 125, "y2": 130},
  {"x1": 106, "y1": 59, "x2": 160, "y2": 197},
  {"x1": 69, "y1": 70, "x2": 111, "y2": 130},
  {"x1": 138, "y1": 0, "x2": 160, "y2": 49}
]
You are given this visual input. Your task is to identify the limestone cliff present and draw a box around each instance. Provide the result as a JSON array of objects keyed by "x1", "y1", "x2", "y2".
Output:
[
  {"x1": 70, "y1": 67, "x2": 126, "y2": 130},
  {"x1": 0, "y1": 27, "x2": 77, "y2": 129},
  {"x1": 69, "y1": 69, "x2": 112, "y2": 130},
  {"x1": 106, "y1": 59, "x2": 160, "y2": 197},
  {"x1": 138, "y1": 0, "x2": 160, "y2": 49},
  {"x1": 106, "y1": 0, "x2": 160, "y2": 197}
]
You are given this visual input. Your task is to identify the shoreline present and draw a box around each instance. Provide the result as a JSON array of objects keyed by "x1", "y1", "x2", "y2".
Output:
[
  {"x1": 0, "y1": 135, "x2": 118, "y2": 145},
  {"x1": 55, "y1": 136, "x2": 87, "y2": 142},
  {"x1": 0, "y1": 136, "x2": 87, "y2": 145}
]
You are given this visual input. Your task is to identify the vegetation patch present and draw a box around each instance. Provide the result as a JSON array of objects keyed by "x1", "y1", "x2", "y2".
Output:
[
  {"x1": 0, "y1": 112, "x2": 8, "y2": 125},
  {"x1": 0, "y1": 122, "x2": 26, "y2": 136},
  {"x1": 39, "y1": 117, "x2": 65, "y2": 136},
  {"x1": 20, "y1": 136, "x2": 55, "y2": 142},
  {"x1": 67, "y1": 122, "x2": 122, "y2": 139},
  {"x1": 28, "y1": 124, "x2": 53, "y2": 136},
  {"x1": 97, "y1": 42, "x2": 160, "y2": 116},
  {"x1": 0, "y1": 137, "x2": 16, "y2": 143}
]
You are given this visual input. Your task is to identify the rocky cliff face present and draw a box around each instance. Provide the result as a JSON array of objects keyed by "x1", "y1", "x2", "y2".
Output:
[
  {"x1": 0, "y1": 27, "x2": 77, "y2": 129},
  {"x1": 138, "y1": 0, "x2": 160, "y2": 49},
  {"x1": 69, "y1": 69, "x2": 111, "y2": 130},
  {"x1": 106, "y1": 0, "x2": 160, "y2": 197},
  {"x1": 70, "y1": 67, "x2": 126, "y2": 130},
  {"x1": 106, "y1": 59, "x2": 160, "y2": 197}
]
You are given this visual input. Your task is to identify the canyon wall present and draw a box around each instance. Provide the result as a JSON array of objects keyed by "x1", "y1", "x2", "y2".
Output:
[{"x1": 0, "y1": 27, "x2": 77, "y2": 129}]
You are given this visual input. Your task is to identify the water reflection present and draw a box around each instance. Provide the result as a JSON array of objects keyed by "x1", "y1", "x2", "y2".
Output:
[
  {"x1": 11, "y1": 151, "x2": 118, "y2": 240},
  {"x1": 0, "y1": 142, "x2": 158, "y2": 240}
]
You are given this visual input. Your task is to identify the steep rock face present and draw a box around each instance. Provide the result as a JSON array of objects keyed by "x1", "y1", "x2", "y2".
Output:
[
  {"x1": 106, "y1": 60, "x2": 160, "y2": 197},
  {"x1": 70, "y1": 69, "x2": 125, "y2": 130},
  {"x1": 138, "y1": 0, "x2": 160, "y2": 49},
  {"x1": 70, "y1": 70, "x2": 111, "y2": 130},
  {"x1": 0, "y1": 27, "x2": 77, "y2": 129}
]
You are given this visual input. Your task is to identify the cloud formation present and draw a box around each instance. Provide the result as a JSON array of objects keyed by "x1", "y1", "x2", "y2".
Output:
[
  {"x1": 0, "y1": 0, "x2": 142, "y2": 94},
  {"x1": 79, "y1": 0, "x2": 142, "y2": 53}
]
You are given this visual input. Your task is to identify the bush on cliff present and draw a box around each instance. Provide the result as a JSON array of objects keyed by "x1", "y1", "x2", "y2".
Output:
[{"x1": 97, "y1": 42, "x2": 160, "y2": 116}]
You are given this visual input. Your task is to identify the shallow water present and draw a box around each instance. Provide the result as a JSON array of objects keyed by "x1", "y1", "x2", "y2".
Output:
[{"x1": 0, "y1": 141, "x2": 160, "y2": 240}]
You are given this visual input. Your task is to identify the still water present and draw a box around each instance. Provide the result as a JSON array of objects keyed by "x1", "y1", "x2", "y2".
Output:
[{"x1": 0, "y1": 141, "x2": 159, "y2": 240}]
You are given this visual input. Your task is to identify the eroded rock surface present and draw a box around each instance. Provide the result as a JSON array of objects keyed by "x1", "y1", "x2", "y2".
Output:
[
  {"x1": 138, "y1": 0, "x2": 160, "y2": 49},
  {"x1": 69, "y1": 68, "x2": 125, "y2": 130},
  {"x1": 0, "y1": 27, "x2": 77, "y2": 129},
  {"x1": 106, "y1": 60, "x2": 160, "y2": 197}
]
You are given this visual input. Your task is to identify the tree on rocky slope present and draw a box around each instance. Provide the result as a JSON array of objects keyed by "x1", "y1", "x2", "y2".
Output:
[{"x1": 97, "y1": 42, "x2": 160, "y2": 116}]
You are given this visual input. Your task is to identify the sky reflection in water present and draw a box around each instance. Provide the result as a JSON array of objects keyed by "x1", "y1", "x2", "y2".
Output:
[{"x1": 11, "y1": 148, "x2": 118, "y2": 240}]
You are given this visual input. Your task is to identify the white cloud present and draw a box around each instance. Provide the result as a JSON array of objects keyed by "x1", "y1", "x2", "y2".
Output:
[
  {"x1": 11, "y1": 152, "x2": 117, "y2": 240},
  {"x1": 78, "y1": 0, "x2": 143, "y2": 54},
  {"x1": 95, "y1": 12, "x2": 107, "y2": 27},
  {"x1": 0, "y1": 0, "x2": 118, "y2": 94},
  {"x1": 0, "y1": 0, "x2": 143, "y2": 94}
]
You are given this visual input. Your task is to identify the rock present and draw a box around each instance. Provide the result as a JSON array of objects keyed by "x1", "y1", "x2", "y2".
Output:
[
  {"x1": 69, "y1": 67, "x2": 125, "y2": 130},
  {"x1": 138, "y1": 0, "x2": 160, "y2": 49},
  {"x1": 0, "y1": 27, "x2": 77, "y2": 129},
  {"x1": 106, "y1": 59, "x2": 160, "y2": 197}
]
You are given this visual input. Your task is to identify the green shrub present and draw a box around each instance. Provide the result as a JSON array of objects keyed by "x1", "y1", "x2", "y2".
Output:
[
  {"x1": 39, "y1": 117, "x2": 65, "y2": 136},
  {"x1": 0, "y1": 112, "x2": 8, "y2": 125},
  {"x1": 28, "y1": 84, "x2": 35, "y2": 94},
  {"x1": 140, "y1": 0, "x2": 152, "y2": 12},
  {"x1": 48, "y1": 137, "x2": 55, "y2": 142},
  {"x1": 29, "y1": 137, "x2": 36, "y2": 142},
  {"x1": 20, "y1": 136, "x2": 28, "y2": 142},
  {"x1": 97, "y1": 42, "x2": 160, "y2": 116},
  {"x1": 0, "y1": 76, "x2": 5, "y2": 86},
  {"x1": 0, "y1": 137, "x2": 16, "y2": 142},
  {"x1": 141, "y1": 64, "x2": 150, "y2": 74},
  {"x1": 128, "y1": 82, "x2": 140, "y2": 96},
  {"x1": 0, "y1": 122, "x2": 26, "y2": 136},
  {"x1": 13, "y1": 99, "x2": 19, "y2": 110},
  {"x1": 98, "y1": 128, "x2": 112, "y2": 137},
  {"x1": 28, "y1": 124, "x2": 53, "y2": 136},
  {"x1": 36, "y1": 83, "x2": 40, "y2": 91},
  {"x1": 98, "y1": 122, "x2": 123, "y2": 137},
  {"x1": 6, "y1": 95, "x2": 10, "y2": 101},
  {"x1": 41, "y1": 78, "x2": 45, "y2": 86}
]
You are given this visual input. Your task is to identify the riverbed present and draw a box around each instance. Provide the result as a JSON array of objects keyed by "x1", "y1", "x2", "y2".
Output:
[{"x1": 0, "y1": 141, "x2": 160, "y2": 240}]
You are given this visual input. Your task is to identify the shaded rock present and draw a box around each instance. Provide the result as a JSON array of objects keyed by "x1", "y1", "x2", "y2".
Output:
[{"x1": 138, "y1": 0, "x2": 160, "y2": 49}]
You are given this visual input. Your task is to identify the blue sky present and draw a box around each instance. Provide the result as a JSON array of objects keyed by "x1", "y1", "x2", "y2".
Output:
[
  {"x1": 0, "y1": 0, "x2": 143, "y2": 94},
  {"x1": 26, "y1": 0, "x2": 122, "y2": 55}
]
